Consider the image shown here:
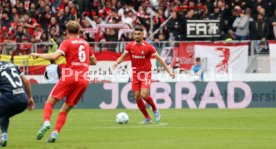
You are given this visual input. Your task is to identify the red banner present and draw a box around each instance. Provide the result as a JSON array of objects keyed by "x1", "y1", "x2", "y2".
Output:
[{"x1": 178, "y1": 42, "x2": 195, "y2": 70}]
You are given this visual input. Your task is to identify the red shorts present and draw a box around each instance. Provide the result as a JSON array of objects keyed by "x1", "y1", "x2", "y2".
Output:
[
  {"x1": 50, "y1": 77, "x2": 89, "y2": 106},
  {"x1": 132, "y1": 72, "x2": 151, "y2": 91}
]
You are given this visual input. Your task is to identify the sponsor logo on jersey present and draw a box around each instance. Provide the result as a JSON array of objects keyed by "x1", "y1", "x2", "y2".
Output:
[
  {"x1": 132, "y1": 55, "x2": 145, "y2": 59},
  {"x1": 12, "y1": 88, "x2": 24, "y2": 95}
]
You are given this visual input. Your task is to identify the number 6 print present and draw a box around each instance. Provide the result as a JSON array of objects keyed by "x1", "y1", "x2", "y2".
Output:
[{"x1": 78, "y1": 45, "x2": 86, "y2": 62}]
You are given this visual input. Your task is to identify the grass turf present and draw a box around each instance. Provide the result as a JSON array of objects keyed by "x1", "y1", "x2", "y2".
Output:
[{"x1": 5, "y1": 108, "x2": 276, "y2": 149}]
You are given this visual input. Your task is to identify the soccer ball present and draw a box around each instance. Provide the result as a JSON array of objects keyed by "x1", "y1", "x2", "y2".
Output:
[{"x1": 116, "y1": 112, "x2": 129, "y2": 124}]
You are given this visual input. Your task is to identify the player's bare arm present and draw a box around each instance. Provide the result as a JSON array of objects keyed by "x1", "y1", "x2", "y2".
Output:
[
  {"x1": 154, "y1": 53, "x2": 175, "y2": 78},
  {"x1": 90, "y1": 56, "x2": 97, "y2": 65},
  {"x1": 113, "y1": 52, "x2": 128, "y2": 69},
  {"x1": 30, "y1": 51, "x2": 63, "y2": 61},
  {"x1": 21, "y1": 75, "x2": 35, "y2": 111}
]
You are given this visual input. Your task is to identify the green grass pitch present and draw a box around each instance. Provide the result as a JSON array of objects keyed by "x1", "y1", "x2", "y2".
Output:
[{"x1": 6, "y1": 109, "x2": 276, "y2": 149}]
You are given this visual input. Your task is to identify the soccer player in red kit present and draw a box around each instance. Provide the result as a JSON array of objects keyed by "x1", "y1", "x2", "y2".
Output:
[
  {"x1": 30, "y1": 21, "x2": 97, "y2": 143},
  {"x1": 113, "y1": 26, "x2": 175, "y2": 123}
]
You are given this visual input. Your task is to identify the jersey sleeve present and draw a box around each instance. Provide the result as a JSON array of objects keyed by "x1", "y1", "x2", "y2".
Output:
[
  {"x1": 124, "y1": 43, "x2": 131, "y2": 53},
  {"x1": 148, "y1": 44, "x2": 157, "y2": 55},
  {"x1": 56, "y1": 40, "x2": 68, "y2": 56}
]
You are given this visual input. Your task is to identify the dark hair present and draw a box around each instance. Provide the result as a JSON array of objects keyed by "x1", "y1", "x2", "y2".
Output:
[
  {"x1": 195, "y1": 57, "x2": 201, "y2": 62},
  {"x1": 134, "y1": 26, "x2": 144, "y2": 32}
]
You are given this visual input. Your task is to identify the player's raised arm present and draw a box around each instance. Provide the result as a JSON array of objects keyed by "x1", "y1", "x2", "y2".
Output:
[
  {"x1": 113, "y1": 52, "x2": 128, "y2": 69},
  {"x1": 154, "y1": 53, "x2": 175, "y2": 78},
  {"x1": 30, "y1": 51, "x2": 63, "y2": 61}
]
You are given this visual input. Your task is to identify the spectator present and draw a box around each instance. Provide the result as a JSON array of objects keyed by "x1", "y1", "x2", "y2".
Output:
[
  {"x1": 11, "y1": 7, "x2": 18, "y2": 20},
  {"x1": 68, "y1": 0, "x2": 77, "y2": 19},
  {"x1": 122, "y1": 10, "x2": 135, "y2": 28},
  {"x1": 217, "y1": 0, "x2": 232, "y2": 38},
  {"x1": 57, "y1": 8, "x2": 66, "y2": 35},
  {"x1": 48, "y1": 28, "x2": 59, "y2": 53},
  {"x1": 23, "y1": 13, "x2": 38, "y2": 36},
  {"x1": 104, "y1": 28, "x2": 119, "y2": 52},
  {"x1": 16, "y1": 1, "x2": 26, "y2": 14},
  {"x1": 271, "y1": 10, "x2": 276, "y2": 39},
  {"x1": 64, "y1": 6, "x2": 75, "y2": 23},
  {"x1": 18, "y1": 36, "x2": 32, "y2": 55},
  {"x1": 82, "y1": 19, "x2": 95, "y2": 42},
  {"x1": 10, "y1": 14, "x2": 20, "y2": 33},
  {"x1": 28, "y1": 3, "x2": 37, "y2": 18},
  {"x1": 232, "y1": 6, "x2": 250, "y2": 40},
  {"x1": 106, "y1": 8, "x2": 121, "y2": 24},
  {"x1": 249, "y1": 14, "x2": 270, "y2": 40},
  {"x1": 121, "y1": 32, "x2": 134, "y2": 41},
  {"x1": 1, "y1": 11, "x2": 11, "y2": 28},
  {"x1": 167, "y1": 11, "x2": 184, "y2": 41},
  {"x1": 191, "y1": 57, "x2": 204, "y2": 81},
  {"x1": 3, "y1": 32, "x2": 17, "y2": 55},
  {"x1": 76, "y1": 0, "x2": 89, "y2": 16},
  {"x1": 15, "y1": 24, "x2": 31, "y2": 43},
  {"x1": 33, "y1": 24, "x2": 43, "y2": 41},
  {"x1": 37, "y1": 0, "x2": 50, "y2": 31},
  {"x1": 49, "y1": 17, "x2": 60, "y2": 37},
  {"x1": 38, "y1": 31, "x2": 50, "y2": 53},
  {"x1": 51, "y1": 0, "x2": 62, "y2": 14},
  {"x1": 103, "y1": 1, "x2": 112, "y2": 17},
  {"x1": 154, "y1": 32, "x2": 169, "y2": 49}
]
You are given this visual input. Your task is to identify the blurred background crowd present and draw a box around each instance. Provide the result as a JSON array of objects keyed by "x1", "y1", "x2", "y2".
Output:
[{"x1": 0, "y1": 0, "x2": 276, "y2": 55}]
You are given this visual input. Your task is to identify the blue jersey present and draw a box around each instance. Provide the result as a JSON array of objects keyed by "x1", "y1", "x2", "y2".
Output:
[
  {"x1": 0, "y1": 61, "x2": 25, "y2": 94},
  {"x1": 192, "y1": 64, "x2": 202, "y2": 73},
  {"x1": 192, "y1": 64, "x2": 204, "y2": 80}
]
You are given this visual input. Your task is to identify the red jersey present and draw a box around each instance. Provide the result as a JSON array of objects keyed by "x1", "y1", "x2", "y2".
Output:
[
  {"x1": 125, "y1": 41, "x2": 157, "y2": 73},
  {"x1": 25, "y1": 18, "x2": 37, "y2": 36},
  {"x1": 57, "y1": 37, "x2": 94, "y2": 79}
]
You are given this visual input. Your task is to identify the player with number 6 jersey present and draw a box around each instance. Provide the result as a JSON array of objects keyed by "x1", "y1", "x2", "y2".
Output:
[{"x1": 30, "y1": 20, "x2": 97, "y2": 143}]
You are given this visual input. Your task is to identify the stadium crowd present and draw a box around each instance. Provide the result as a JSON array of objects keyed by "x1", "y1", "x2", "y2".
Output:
[{"x1": 0, "y1": 0, "x2": 276, "y2": 55}]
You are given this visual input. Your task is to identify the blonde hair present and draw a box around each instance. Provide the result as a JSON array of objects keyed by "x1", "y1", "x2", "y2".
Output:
[{"x1": 66, "y1": 20, "x2": 80, "y2": 34}]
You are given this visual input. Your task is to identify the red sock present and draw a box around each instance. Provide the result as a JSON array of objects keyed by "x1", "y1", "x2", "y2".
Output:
[
  {"x1": 55, "y1": 112, "x2": 67, "y2": 132},
  {"x1": 136, "y1": 99, "x2": 150, "y2": 119},
  {"x1": 144, "y1": 96, "x2": 157, "y2": 111},
  {"x1": 44, "y1": 103, "x2": 54, "y2": 121}
]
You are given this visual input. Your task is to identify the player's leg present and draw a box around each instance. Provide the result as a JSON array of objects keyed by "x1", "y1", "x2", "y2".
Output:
[
  {"x1": 141, "y1": 78, "x2": 160, "y2": 122},
  {"x1": 47, "y1": 103, "x2": 72, "y2": 143},
  {"x1": 43, "y1": 96, "x2": 59, "y2": 125},
  {"x1": 36, "y1": 96, "x2": 59, "y2": 140},
  {"x1": 0, "y1": 94, "x2": 28, "y2": 147},
  {"x1": 133, "y1": 76, "x2": 151, "y2": 121},
  {"x1": 48, "y1": 80, "x2": 88, "y2": 143},
  {"x1": 0, "y1": 95, "x2": 9, "y2": 146},
  {"x1": 0, "y1": 95, "x2": 8, "y2": 147},
  {"x1": 140, "y1": 88, "x2": 157, "y2": 112},
  {"x1": 134, "y1": 91, "x2": 151, "y2": 122},
  {"x1": 44, "y1": 81, "x2": 67, "y2": 123},
  {"x1": 37, "y1": 80, "x2": 68, "y2": 140},
  {"x1": 0, "y1": 117, "x2": 8, "y2": 147}
]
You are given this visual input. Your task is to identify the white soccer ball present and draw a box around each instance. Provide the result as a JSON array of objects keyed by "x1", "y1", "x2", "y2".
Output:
[{"x1": 116, "y1": 112, "x2": 129, "y2": 124}]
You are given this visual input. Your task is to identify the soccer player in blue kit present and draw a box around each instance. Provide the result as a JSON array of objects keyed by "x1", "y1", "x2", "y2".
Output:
[{"x1": 0, "y1": 59, "x2": 34, "y2": 147}]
